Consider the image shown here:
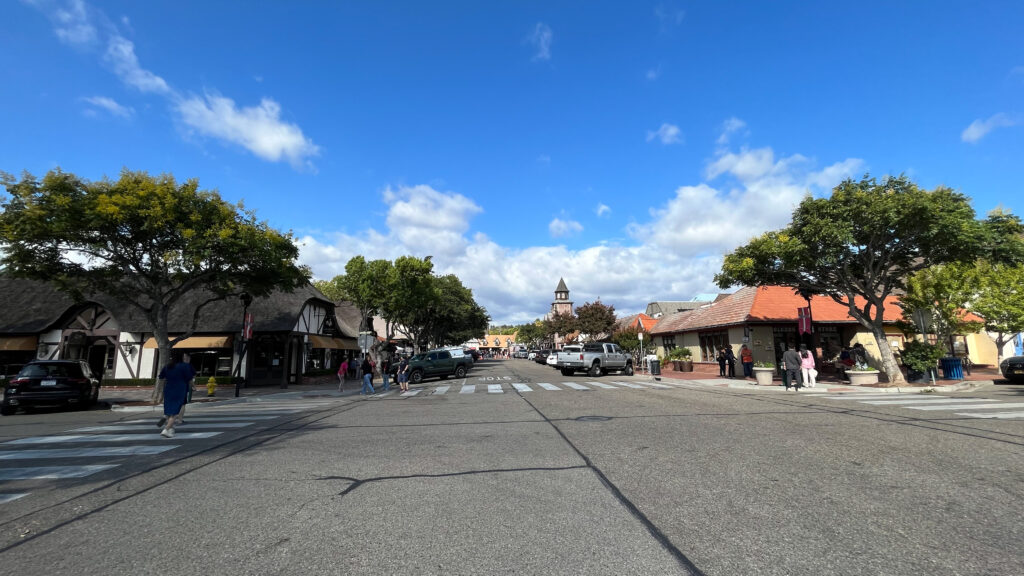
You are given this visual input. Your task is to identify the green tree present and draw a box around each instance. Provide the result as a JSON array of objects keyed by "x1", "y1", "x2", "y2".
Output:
[
  {"x1": 514, "y1": 321, "x2": 545, "y2": 349},
  {"x1": 899, "y1": 263, "x2": 983, "y2": 353},
  {"x1": 980, "y1": 208, "x2": 1024, "y2": 265},
  {"x1": 544, "y1": 311, "x2": 577, "y2": 344},
  {"x1": 575, "y1": 300, "x2": 617, "y2": 341},
  {"x1": 970, "y1": 262, "x2": 1024, "y2": 363},
  {"x1": 312, "y1": 278, "x2": 345, "y2": 301},
  {"x1": 383, "y1": 255, "x2": 436, "y2": 354},
  {"x1": 715, "y1": 174, "x2": 982, "y2": 384},
  {"x1": 0, "y1": 168, "x2": 309, "y2": 371},
  {"x1": 417, "y1": 274, "x2": 489, "y2": 348},
  {"x1": 335, "y1": 256, "x2": 392, "y2": 334},
  {"x1": 610, "y1": 324, "x2": 642, "y2": 364}
]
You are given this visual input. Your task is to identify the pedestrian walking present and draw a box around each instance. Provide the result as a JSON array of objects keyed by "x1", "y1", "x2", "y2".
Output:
[
  {"x1": 397, "y1": 356, "x2": 410, "y2": 392},
  {"x1": 781, "y1": 344, "x2": 803, "y2": 391},
  {"x1": 740, "y1": 345, "x2": 754, "y2": 378},
  {"x1": 337, "y1": 358, "x2": 348, "y2": 392},
  {"x1": 717, "y1": 347, "x2": 727, "y2": 377},
  {"x1": 799, "y1": 344, "x2": 817, "y2": 388},
  {"x1": 725, "y1": 345, "x2": 737, "y2": 378},
  {"x1": 380, "y1": 357, "x2": 391, "y2": 392},
  {"x1": 157, "y1": 352, "x2": 196, "y2": 438},
  {"x1": 360, "y1": 356, "x2": 375, "y2": 395}
]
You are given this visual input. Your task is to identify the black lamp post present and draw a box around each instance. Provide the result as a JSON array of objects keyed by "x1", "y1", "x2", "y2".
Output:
[{"x1": 234, "y1": 292, "x2": 253, "y2": 397}]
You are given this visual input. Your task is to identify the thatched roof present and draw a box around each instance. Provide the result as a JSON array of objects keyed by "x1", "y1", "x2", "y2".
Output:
[{"x1": 0, "y1": 276, "x2": 76, "y2": 332}]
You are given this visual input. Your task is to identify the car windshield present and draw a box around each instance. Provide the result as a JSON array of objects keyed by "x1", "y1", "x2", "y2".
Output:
[
  {"x1": 410, "y1": 354, "x2": 425, "y2": 362},
  {"x1": 18, "y1": 363, "x2": 82, "y2": 378}
]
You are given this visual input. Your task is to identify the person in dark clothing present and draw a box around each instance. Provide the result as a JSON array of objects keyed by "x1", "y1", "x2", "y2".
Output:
[
  {"x1": 360, "y1": 356, "x2": 375, "y2": 395},
  {"x1": 717, "y1": 347, "x2": 727, "y2": 377},
  {"x1": 781, "y1": 344, "x2": 804, "y2": 391},
  {"x1": 725, "y1": 345, "x2": 737, "y2": 378}
]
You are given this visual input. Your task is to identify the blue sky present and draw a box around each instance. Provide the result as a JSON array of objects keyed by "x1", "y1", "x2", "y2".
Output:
[{"x1": 3, "y1": 1, "x2": 1022, "y2": 325}]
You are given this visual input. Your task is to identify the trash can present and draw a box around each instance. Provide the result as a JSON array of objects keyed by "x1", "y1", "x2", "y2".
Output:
[
  {"x1": 649, "y1": 359, "x2": 661, "y2": 375},
  {"x1": 940, "y1": 357, "x2": 963, "y2": 380},
  {"x1": 781, "y1": 369, "x2": 789, "y2": 388}
]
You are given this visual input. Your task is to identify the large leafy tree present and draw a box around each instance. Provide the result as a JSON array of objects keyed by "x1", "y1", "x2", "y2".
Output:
[
  {"x1": 0, "y1": 168, "x2": 309, "y2": 370},
  {"x1": 970, "y1": 262, "x2": 1024, "y2": 362},
  {"x1": 334, "y1": 256, "x2": 392, "y2": 334},
  {"x1": 715, "y1": 174, "x2": 983, "y2": 384},
  {"x1": 575, "y1": 300, "x2": 617, "y2": 341},
  {"x1": 544, "y1": 311, "x2": 577, "y2": 344},
  {"x1": 610, "y1": 324, "x2": 643, "y2": 364},
  {"x1": 417, "y1": 274, "x2": 489, "y2": 349},
  {"x1": 514, "y1": 321, "x2": 545, "y2": 349},
  {"x1": 899, "y1": 263, "x2": 983, "y2": 352}
]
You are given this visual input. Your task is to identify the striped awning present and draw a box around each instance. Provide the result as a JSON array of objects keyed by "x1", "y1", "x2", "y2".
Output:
[
  {"x1": 0, "y1": 336, "x2": 38, "y2": 351},
  {"x1": 143, "y1": 335, "x2": 233, "y2": 349}
]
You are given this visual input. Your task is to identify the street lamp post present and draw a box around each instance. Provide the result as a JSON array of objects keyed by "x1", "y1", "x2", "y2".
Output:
[{"x1": 233, "y1": 292, "x2": 253, "y2": 398}]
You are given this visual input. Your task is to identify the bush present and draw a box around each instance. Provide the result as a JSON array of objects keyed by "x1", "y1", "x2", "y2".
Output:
[
  {"x1": 901, "y1": 340, "x2": 944, "y2": 373},
  {"x1": 665, "y1": 347, "x2": 692, "y2": 361},
  {"x1": 754, "y1": 361, "x2": 775, "y2": 368}
]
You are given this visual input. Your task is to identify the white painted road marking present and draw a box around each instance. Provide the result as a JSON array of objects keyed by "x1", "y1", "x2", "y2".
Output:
[
  {"x1": 536, "y1": 383, "x2": 561, "y2": 391},
  {"x1": 861, "y1": 398, "x2": 995, "y2": 406},
  {"x1": 123, "y1": 415, "x2": 281, "y2": 423},
  {"x1": 561, "y1": 382, "x2": 590, "y2": 390},
  {"x1": 460, "y1": 385, "x2": 476, "y2": 394},
  {"x1": 0, "y1": 494, "x2": 28, "y2": 504},
  {"x1": 432, "y1": 386, "x2": 449, "y2": 395},
  {"x1": 4, "y1": 432, "x2": 222, "y2": 445},
  {"x1": 585, "y1": 381, "x2": 617, "y2": 389},
  {"x1": 958, "y1": 411, "x2": 1024, "y2": 419},
  {"x1": 512, "y1": 383, "x2": 532, "y2": 392},
  {"x1": 72, "y1": 422, "x2": 252, "y2": 432},
  {"x1": 401, "y1": 390, "x2": 421, "y2": 397},
  {"x1": 0, "y1": 446, "x2": 178, "y2": 460},
  {"x1": 0, "y1": 464, "x2": 118, "y2": 481},
  {"x1": 908, "y1": 402, "x2": 1024, "y2": 411},
  {"x1": 488, "y1": 384, "x2": 503, "y2": 393},
  {"x1": 608, "y1": 381, "x2": 645, "y2": 389}
]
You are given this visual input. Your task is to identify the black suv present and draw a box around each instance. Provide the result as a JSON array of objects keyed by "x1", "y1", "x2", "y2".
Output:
[{"x1": 1, "y1": 360, "x2": 101, "y2": 415}]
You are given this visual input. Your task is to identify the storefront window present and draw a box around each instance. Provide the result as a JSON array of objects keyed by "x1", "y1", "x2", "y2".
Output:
[
  {"x1": 699, "y1": 331, "x2": 728, "y2": 361},
  {"x1": 662, "y1": 336, "x2": 676, "y2": 352}
]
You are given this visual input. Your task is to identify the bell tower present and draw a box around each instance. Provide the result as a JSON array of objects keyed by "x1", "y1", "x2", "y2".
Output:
[{"x1": 551, "y1": 278, "x2": 573, "y2": 316}]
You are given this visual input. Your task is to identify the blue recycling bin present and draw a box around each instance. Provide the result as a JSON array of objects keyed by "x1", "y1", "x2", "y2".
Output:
[{"x1": 940, "y1": 357, "x2": 963, "y2": 380}]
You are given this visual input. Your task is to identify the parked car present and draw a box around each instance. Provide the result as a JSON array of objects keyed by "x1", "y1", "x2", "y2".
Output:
[
  {"x1": 465, "y1": 349, "x2": 482, "y2": 361},
  {"x1": 533, "y1": 349, "x2": 551, "y2": 364},
  {"x1": 1, "y1": 360, "x2": 102, "y2": 415},
  {"x1": 406, "y1": 349, "x2": 473, "y2": 384},
  {"x1": 1000, "y1": 356, "x2": 1024, "y2": 383}
]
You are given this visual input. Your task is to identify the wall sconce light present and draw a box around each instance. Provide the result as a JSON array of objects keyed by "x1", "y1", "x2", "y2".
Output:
[{"x1": 120, "y1": 342, "x2": 137, "y2": 356}]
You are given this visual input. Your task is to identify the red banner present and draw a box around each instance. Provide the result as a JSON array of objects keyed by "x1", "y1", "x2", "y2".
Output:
[
  {"x1": 797, "y1": 306, "x2": 812, "y2": 334},
  {"x1": 243, "y1": 312, "x2": 254, "y2": 340}
]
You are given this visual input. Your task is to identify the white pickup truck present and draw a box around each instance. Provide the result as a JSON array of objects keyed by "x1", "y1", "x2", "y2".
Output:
[{"x1": 555, "y1": 342, "x2": 633, "y2": 377}]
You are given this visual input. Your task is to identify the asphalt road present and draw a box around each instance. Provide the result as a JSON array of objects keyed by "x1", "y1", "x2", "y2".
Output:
[{"x1": 1, "y1": 359, "x2": 1022, "y2": 575}]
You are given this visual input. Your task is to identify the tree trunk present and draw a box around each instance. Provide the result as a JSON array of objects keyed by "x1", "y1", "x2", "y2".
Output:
[{"x1": 866, "y1": 322, "x2": 905, "y2": 385}]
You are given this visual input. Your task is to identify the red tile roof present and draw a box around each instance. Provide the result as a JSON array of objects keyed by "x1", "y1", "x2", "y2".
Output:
[{"x1": 651, "y1": 285, "x2": 903, "y2": 335}]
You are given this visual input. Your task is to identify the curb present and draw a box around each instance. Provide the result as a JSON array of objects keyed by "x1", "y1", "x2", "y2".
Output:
[{"x1": 651, "y1": 375, "x2": 992, "y2": 394}]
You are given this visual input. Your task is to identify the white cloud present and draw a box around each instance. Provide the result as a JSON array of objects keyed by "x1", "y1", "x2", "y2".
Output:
[
  {"x1": 296, "y1": 131, "x2": 865, "y2": 325},
  {"x1": 596, "y1": 203, "x2": 611, "y2": 217},
  {"x1": 549, "y1": 218, "x2": 583, "y2": 238},
  {"x1": 716, "y1": 116, "x2": 747, "y2": 145},
  {"x1": 654, "y1": 2, "x2": 686, "y2": 27},
  {"x1": 647, "y1": 123, "x2": 682, "y2": 145},
  {"x1": 103, "y1": 35, "x2": 171, "y2": 94},
  {"x1": 528, "y1": 23, "x2": 553, "y2": 61},
  {"x1": 45, "y1": 0, "x2": 98, "y2": 46},
  {"x1": 961, "y1": 113, "x2": 1018, "y2": 143},
  {"x1": 81, "y1": 95, "x2": 133, "y2": 117},
  {"x1": 176, "y1": 93, "x2": 321, "y2": 169}
]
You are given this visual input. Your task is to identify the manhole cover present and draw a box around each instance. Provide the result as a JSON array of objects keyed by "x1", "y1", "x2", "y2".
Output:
[{"x1": 576, "y1": 415, "x2": 611, "y2": 422}]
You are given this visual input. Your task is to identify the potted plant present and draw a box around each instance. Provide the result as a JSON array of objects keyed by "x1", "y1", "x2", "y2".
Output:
[
  {"x1": 752, "y1": 361, "x2": 775, "y2": 386},
  {"x1": 677, "y1": 347, "x2": 693, "y2": 372},
  {"x1": 846, "y1": 361, "x2": 880, "y2": 386},
  {"x1": 901, "y1": 340, "x2": 942, "y2": 383}
]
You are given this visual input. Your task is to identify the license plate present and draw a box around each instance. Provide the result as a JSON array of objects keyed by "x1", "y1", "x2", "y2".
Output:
[
  {"x1": 41, "y1": 379, "x2": 57, "y2": 386},
  {"x1": 1013, "y1": 369, "x2": 1024, "y2": 375}
]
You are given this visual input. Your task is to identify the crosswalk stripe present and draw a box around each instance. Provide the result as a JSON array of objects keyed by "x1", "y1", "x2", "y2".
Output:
[
  {"x1": 820, "y1": 394, "x2": 929, "y2": 400},
  {"x1": 72, "y1": 423, "x2": 253, "y2": 432},
  {"x1": 908, "y1": 402, "x2": 1024, "y2": 411},
  {"x1": 585, "y1": 381, "x2": 617, "y2": 389},
  {"x1": 0, "y1": 464, "x2": 118, "y2": 481},
  {"x1": 401, "y1": 390, "x2": 421, "y2": 397},
  {"x1": 561, "y1": 382, "x2": 590, "y2": 390},
  {"x1": 0, "y1": 446, "x2": 178, "y2": 460},
  {"x1": 0, "y1": 494, "x2": 28, "y2": 504},
  {"x1": 958, "y1": 411, "x2": 1024, "y2": 419},
  {"x1": 861, "y1": 398, "x2": 993, "y2": 405},
  {"x1": 638, "y1": 381, "x2": 672, "y2": 389},
  {"x1": 608, "y1": 381, "x2": 645, "y2": 389},
  {"x1": 123, "y1": 415, "x2": 281, "y2": 423},
  {"x1": 460, "y1": 385, "x2": 476, "y2": 394},
  {"x1": 488, "y1": 384, "x2": 503, "y2": 393},
  {"x1": 512, "y1": 383, "x2": 532, "y2": 392},
  {"x1": 536, "y1": 382, "x2": 561, "y2": 391},
  {"x1": 432, "y1": 386, "x2": 449, "y2": 395},
  {"x1": 4, "y1": 432, "x2": 221, "y2": 445}
]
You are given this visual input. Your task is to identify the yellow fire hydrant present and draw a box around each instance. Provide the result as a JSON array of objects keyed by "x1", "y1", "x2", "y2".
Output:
[{"x1": 206, "y1": 377, "x2": 217, "y2": 397}]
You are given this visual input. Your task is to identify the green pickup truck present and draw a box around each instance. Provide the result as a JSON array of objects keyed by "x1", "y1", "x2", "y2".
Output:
[{"x1": 406, "y1": 349, "x2": 472, "y2": 384}]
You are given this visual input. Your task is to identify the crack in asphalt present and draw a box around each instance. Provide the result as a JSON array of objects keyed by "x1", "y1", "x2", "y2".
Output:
[{"x1": 322, "y1": 465, "x2": 590, "y2": 497}]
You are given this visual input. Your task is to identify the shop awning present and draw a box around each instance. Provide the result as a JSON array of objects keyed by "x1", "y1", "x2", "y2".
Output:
[
  {"x1": 309, "y1": 335, "x2": 360, "y2": 350},
  {"x1": 143, "y1": 335, "x2": 233, "y2": 349},
  {"x1": 0, "y1": 336, "x2": 38, "y2": 351}
]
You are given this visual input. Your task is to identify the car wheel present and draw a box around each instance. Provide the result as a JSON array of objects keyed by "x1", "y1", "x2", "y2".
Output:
[
  {"x1": 454, "y1": 366, "x2": 467, "y2": 378},
  {"x1": 589, "y1": 363, "x2": 602, "y2": 378},
  {"x1": 0, "y1": 405, "x2": 16, "y2": 416},
  {"x1": 623, "y1": 363, "x2": 634, "y2": 376},
  {"x1": 410, "y1": 370, "x2": 424, "y2": 384}
]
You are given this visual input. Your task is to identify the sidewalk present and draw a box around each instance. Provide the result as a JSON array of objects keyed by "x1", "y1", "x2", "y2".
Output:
[
  {"x1": 647, "y1": 365, "x2": 999, "y2": 394},
  {"x1": 101, "y1": 379, "x2": 378, "y2": 413}
]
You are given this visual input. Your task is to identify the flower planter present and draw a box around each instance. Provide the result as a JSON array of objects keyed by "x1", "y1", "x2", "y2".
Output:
[
  {"x1": 671, "y1": 360, "x2": 682, "y2": 371},
  {"x1": 752, "y1": 367, "x2": 775, "y2": 386},
  {"x1": 847, "y1": 370, "x2": 880, "y2": 386},
  {"x1": 681, "y1": 360, "x2": 693, "y2": 372}
]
